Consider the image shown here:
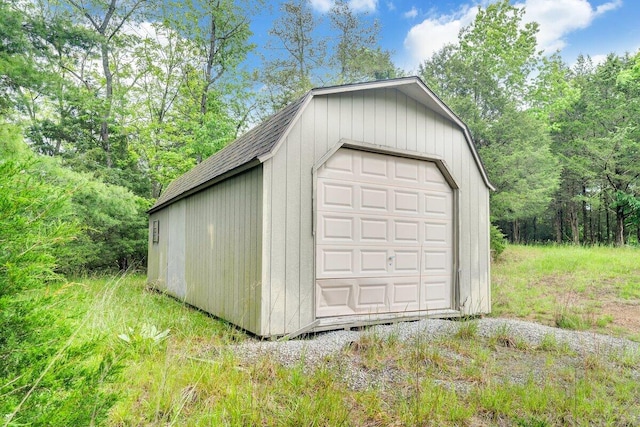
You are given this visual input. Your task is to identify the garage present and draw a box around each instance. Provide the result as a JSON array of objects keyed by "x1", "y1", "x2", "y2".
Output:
[
  {"x1": 148, "y1": 76, "x2": 492, "y2": 338},
  {"x1": 316, "y1": 148, "x2": 454, "y2": 317}
]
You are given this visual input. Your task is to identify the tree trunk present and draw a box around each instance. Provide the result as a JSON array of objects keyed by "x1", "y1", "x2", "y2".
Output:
[
  {"x1": 569, "y1": 207, "x2": 579, "y2": 245},
  {"x1": 100, "y1": 41, "x2": 113, "y2": 168},
  {"x1": 581, "y1": 185, "x2": 588, "y2": 245},
  {"x1": 615, "y1": 205, "x2": 625, "y2": 246},
  {"x1": 512, "y1": 219, "x2": 520, "y2": 244},
  {"x1": 555, "y1": 207, "x2": 563, "y2": 243},
  {"x1": 606, "y1": 196, "x2": 611, "y2": 244}
]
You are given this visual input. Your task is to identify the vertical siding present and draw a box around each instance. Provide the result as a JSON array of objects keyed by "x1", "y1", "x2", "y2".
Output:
[
  {"x1": 167, "y1": 200, "x2": 186, "y2": 299},
  {"x1": 147, "y1": 209, "x2": 169, "y2": 288},
  {"x1": 177, "y1": 166, "x2": 263, "y2": 335},
  {"x1": 299, "y1": 100, "x2": 316, "y2": 329},
  {"x1": 263, "y1": 87, "x2": 491, "y2": 335}
]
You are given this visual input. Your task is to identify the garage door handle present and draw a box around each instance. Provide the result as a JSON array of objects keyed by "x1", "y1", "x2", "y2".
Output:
[{"x1": 388, "y1": 255, "x2": 395, "y2": 265}]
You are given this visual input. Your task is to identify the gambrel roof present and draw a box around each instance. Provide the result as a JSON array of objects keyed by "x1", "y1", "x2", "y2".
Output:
[{"x1": 149, "y1": 77, "x2": 492, "y2": 213}]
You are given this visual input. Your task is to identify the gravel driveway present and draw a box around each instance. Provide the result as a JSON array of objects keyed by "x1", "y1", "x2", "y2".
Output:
[{"x1": 232, "y1": 317, "x2": 640, "y2": 369}]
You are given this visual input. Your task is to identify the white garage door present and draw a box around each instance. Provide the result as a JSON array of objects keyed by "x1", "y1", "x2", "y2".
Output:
[{"x1": 316, "y1": 148, "x2": 453, "y2": 317}]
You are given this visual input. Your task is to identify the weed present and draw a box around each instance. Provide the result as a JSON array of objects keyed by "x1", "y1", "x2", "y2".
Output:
[
  {"x1": 554, "y1": 311, "x2": 591, "y2": 330},
  {"x1": 118, "y1": 323, "x2": 170, "y2": 355},
  {"x1": 595, "y1": 314, "x2": 614, "y2": 328},
  {"x1": 454, "y1": 319, "x2": 479, "y2": 340},
  {"x1": 537, "y1": 333, "x2": 572, "y2": 355}
]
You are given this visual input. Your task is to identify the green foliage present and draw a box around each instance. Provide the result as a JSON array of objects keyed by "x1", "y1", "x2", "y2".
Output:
[
  {"x1": 482, "y1": 109, "x2": 560, "y2": 228},
  {"x1": 0, "y1": 125, "x2": 78, "y2": 296},
  {"x1": 0, "y1": 126, "x2": 125, "y2": 425},
  {"x1": 420, "y1": 1, "x2": 558, "y2": 241},
  {"x1": 262, "y1": 0, "x2": 324, "y2": 111},
  {"x1": 490, "y1": 224, "x2": 507, "y2": 259},
  {"x1": 329, "y1": 0, "x2": 394, "y2": 84},
  {"x1": 61, "y1": 173, "x2": 150, "y2": 273},
  {"x1": 118, "y1": 323, "x2": 170, "y2": 355}
]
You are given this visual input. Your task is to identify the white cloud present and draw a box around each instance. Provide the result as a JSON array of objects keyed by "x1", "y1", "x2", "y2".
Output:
[
  {"x1": 309, "y1": 0, "x2": 378, "y2": 13},
  {"x1": 403, "y1": 6, "x2": 418, "y2": 19},
  {"x1": 515, "y1": 0, "x2": 622, "y2": 53},
  {"x1": 387, "y1": 2, "x2": 396, "y2": 11},
  {"x1": 402, "y1": 0, "x2": 621, "y2": 70},
  {"x1": 589, "y1": 54, "x2": 609, "y2": 66},
  {"x1": 310, "y1": 0, "x2": 333, "y2": 13},
  {"x1": 349, "y1": 0, "x2": 378, "y2": 12},
  {"x1": 403, "y1": 5, "x2": 478, "y2": 69}
]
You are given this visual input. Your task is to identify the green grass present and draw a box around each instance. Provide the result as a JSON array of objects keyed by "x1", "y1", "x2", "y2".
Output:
[
  {"x1": 2, "y1": 245, "x2": 640, "y2": 425},
  {"x1": 491, "y1": 245, "x2": 640, "y2": 339}
]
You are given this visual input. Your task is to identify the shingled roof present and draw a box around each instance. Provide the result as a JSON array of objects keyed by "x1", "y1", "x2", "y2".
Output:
[
  {"x1": 149, "y1": 94, "x2": 308, "y2": 213},
  {"x1": 149, "y1": 77, "x2": 493, "y2": 213}
]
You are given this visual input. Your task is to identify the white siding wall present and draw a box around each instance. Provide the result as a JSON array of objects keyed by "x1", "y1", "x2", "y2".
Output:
[
  {"x1": 262, "y1": 88, "x2": 490, "y2": 336},
  {"x1": 184, "y1": 166, "x2": 263, "y2": 334},
  {"x1": 148, "y1": 166, "x2": 263, "y2": 335},
  {"x1": 148, "y1": 209, "x2": 169, "y2": 288}
]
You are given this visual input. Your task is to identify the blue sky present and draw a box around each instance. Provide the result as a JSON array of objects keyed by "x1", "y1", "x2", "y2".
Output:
[{"x1": 248, "y1": 0, "x2": 639, "y2": 73}]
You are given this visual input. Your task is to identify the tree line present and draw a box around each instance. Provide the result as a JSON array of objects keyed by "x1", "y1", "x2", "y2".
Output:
[
  {"x1": 420, "y1": 2, "x2": 640, "y2": 246},
  {"x1": 2, "y1": 0, "x2": 640, "y2": 282}
]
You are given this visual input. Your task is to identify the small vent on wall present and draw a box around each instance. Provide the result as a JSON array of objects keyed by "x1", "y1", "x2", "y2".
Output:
[{"x1": 152, "y1": 220, "x2": 160, "y2": 244}]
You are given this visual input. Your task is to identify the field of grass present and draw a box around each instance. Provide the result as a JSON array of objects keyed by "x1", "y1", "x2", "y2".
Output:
[
  {"x1": 492, "y1": 245, "x2": 640, "y2": 341},
  {"x1": 1, "y1": 245, "x2": 639, "y2": 425}
]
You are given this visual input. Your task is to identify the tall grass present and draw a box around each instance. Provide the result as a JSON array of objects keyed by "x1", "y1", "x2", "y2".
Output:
[
  {"x1": 491, "y1": 245, "x2": 640, "y2": 339},
  {"x1": 2, "y1": 245, "x2": 639, "y2": 425}
]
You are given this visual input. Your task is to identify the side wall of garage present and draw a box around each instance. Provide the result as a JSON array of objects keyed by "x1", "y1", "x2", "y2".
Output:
[
  {"x1": 183, "y1": 166, "x2": 263, "y2": 335},
  {"x1": 261, "y1": 88, "x2": 490, "y2": 337},
  {"x1": 149, "y1": 167, "x2": 264, "y2": 335}
]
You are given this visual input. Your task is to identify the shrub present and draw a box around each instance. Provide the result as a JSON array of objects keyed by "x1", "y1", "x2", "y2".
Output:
[
  {"x1": 0, "y1": 124, "x2": 78, "y2": 295},
  {"x1": 490, "y1": 224, "x2": 507, "y2": 260}
]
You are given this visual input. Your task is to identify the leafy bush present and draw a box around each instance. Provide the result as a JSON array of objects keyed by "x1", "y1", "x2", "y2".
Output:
[
  {"x1": 0, "y1": 125, "x2": 123, "y2": 425},
  {"x1": 55, "y1": 170, "x2": 150, "y2": 273},
  {"x1": 490, "y1": 224, "x2": 507, "y2": 260},
  {"x1": 0, "y1": 125, "x2": 78, "y2": 295}
]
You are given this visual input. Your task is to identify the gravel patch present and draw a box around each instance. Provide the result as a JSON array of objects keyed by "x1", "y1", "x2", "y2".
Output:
[
  {"x1": 233, "y1": 318, "x2": 640, "y2": 366},
  {"x1": 231, "y1": 318, "x2": 639, "y2": 370}
]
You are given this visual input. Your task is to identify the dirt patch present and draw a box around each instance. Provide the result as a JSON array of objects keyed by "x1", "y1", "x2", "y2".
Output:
[{"x1": 602, "y1": 300, "x2": 640, "y2": 332}]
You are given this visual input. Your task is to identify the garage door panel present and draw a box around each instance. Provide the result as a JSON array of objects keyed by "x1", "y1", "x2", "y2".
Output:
[
  {"x1": 321, "y1": 182, "x2": 354, "y2": 209},
  {"x1": 394, "y1": 220, "x2": 420, "y2": 242},
  {"x1": 394, "y1": 250, "x2": 420, "y2": 272},
  {"x1": 424, "y1": 221, "x2": 450, "y2": 245},
  {"x1": 422, "y1": 277, "x2": 451, "y2": 310},
  {"x1": 360, "y1": 218, "x2": 389, "y2": 241},
  {"x1": 356, "y1": 283, "x2": 388, "y2": 307},
  {"x1": 423, "y1": 250, "x2": 450, "y2": 275},
  {"x1": 324, "y1": 149, "x2": 355, "y2": 175},
  {"x1": 361, "y1": 153, "x2": 389, "y2": 178},
  {"x1": 360, "y1": 249, "x2": 389, "y2": 273},
  {"x1": 317, "y1": 148, "x2": 453, "y2": 317},
  {"x1": 394, "y1": 190, "x2": 420, "y2": 214},
  {"x1": 392, "y1": 280, "x2": 420, "y2": 304},
  {"x1": 360, "y1": 186, "x2": 389, "y2": 211},
  {"x1": 425, "y1": 163, "x2": 451, "y2": 188},
  {"x1": 394, "y1": 158, "x2": 420, "y2": 182},
  {"x1": 317, "y1": 279, "x2": 355, "y2": 317},
  {"x1": 424, "y1": 193, "x2": 450, "y2": 216},
  {"x1": 317, "y1": 278, "x2": 423, "y2": 317},
  {"x1": 321, "y1": 216, "x2": 354, "y2": 241},
  {"x1": 319, "y1": 249, "x2": 354, "y2": 275}
]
